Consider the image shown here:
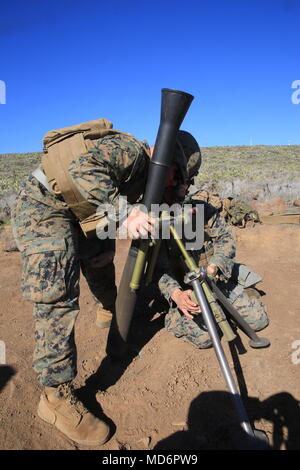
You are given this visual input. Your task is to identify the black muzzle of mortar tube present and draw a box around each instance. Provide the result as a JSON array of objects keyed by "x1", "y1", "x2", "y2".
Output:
[{"x1": 142, "y1": 88, "x2": 194, "y2": 210}]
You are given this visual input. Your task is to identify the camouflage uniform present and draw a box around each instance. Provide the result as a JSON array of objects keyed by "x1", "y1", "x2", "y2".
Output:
[
  {"x1": 156, "y1": 200, "x2": 269, "y2": 349},
  {"x1": 11, "y1": 134, "x2": 149, "y2": 386}
]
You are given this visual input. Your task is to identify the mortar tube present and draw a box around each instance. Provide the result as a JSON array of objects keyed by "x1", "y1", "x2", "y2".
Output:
[
  {"x1": 108, "y1": 89, "x2": 194, "y2": 358},
  {"x1": 106, "y1": 244, "x2": 139, "y2": 358}
]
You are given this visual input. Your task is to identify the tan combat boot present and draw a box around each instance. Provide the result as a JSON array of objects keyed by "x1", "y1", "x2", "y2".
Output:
[
  {"x1": 37, "y1": 382, "x2": 110, "y2": 446},
  {"x1": 96, "y1": 307, "x2": 113, "y2": 329}
]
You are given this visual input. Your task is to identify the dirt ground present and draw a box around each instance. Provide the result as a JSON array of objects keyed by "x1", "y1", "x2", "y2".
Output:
[{"x1": 0, "y1": 224, "x2": 300, "y2": 451}]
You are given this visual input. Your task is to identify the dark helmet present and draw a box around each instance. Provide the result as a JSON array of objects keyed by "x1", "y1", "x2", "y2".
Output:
[{"x1": 174, "y1": 130, "x2": 201, "y2": 184}]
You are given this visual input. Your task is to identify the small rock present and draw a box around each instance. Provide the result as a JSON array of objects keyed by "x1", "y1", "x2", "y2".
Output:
[{"x1": 293, "y1": 198, "x2": 300, "y2": 207}]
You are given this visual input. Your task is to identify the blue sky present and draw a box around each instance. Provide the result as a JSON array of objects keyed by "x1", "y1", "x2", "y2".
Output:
[{"x1": 0, "y1": 0, "x2": 299, "y2": 153}]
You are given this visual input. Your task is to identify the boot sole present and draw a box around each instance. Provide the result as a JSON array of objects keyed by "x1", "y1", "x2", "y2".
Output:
[{"x1": 37, "y1": 407, "x2": 110, "y2": 447}]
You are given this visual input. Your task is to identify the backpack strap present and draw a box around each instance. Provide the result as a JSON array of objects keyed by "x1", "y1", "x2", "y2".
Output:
[{"x1": 42, "y1": 132, "x2": 97, "y2": 219}]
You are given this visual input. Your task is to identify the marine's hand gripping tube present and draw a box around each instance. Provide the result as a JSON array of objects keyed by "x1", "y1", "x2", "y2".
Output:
[{"x1": 106, "y1": 89, "x2": 194, "y2": 359}]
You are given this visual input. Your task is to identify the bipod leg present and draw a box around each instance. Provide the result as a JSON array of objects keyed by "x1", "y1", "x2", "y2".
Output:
[
  {"x1": 206, "y1": 278, "x2": 270, "y2": 349},
  {"x1": 185, "y1": 270, "x2": 255, "y2": 439}
]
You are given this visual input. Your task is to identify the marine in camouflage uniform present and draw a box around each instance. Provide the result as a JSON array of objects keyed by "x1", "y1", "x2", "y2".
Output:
[
  {"x1": 12, "y1": 133, "x2": 149, "y2": 387},
  {"x1": 155, "y1": 197, "x2": 269, "y2": 349},
  {"x1": 156, "y1": 202, "x2": 269, "y2": 348}
]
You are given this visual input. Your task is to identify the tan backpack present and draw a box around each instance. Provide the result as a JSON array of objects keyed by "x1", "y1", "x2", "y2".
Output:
[{"x1": 42, "y1": 118, "x2": 146, "y2": 238}]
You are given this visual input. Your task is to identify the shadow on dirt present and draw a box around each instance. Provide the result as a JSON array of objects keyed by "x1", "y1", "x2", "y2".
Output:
[
  {"x1": 78, "y1": 283, "x2": 300, "y2": 450},
  {"x1": 84, "y1": 284, "x2": 167, "y2": 392},
  {"x1": 154, "y1": 335, "x2": 300, "y2": 450},
  {"x1": 75, "y1": 384, "x2": 117, "y2": 442},
  {"x1": 78, "y1": 284, "x2": 167, "y2": 434},
  {"x1": 154, "y1": 390, "x2": 300, "y2": 450},
  {"x1": 0, "y1": 365, "x2": 16, "y2": 393}
]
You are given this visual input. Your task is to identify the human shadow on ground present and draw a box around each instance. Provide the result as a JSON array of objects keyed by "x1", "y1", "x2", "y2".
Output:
[
  {"x1": 75, "y1": 384, "x2": 117, "y2": 442},
  {"x1": 227, "y1": 334, "x2": 300, "y2": 449},
  {"x1": 77, "y1": 284, "x2": 167, "y2": 441},
  {"x1": 155, "y1": 336, "x2": 300, "y2": 450},
  {"x1": 81, "y1": 283, "x2": 294, "y2": 450},
  {"x1": 228, "y1": 335, "x2": 300, "y2": 450},
  {"x1": 83, "y1": 283, "x2": 167, "y2": 390},
  {"x1": 154, "y1": 389, "x2": 300, "y2": 450},
  {"x1": 0, "y1": 365, "x2": 16, "y2": 394}
]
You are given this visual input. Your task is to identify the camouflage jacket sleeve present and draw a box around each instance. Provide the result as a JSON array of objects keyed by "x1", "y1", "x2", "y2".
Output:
[
  {"x1": 153, "y1": 242, "x2": 181, "y2": 303},
  {"x1": 204, "y1": 204, "x2": 236, "y2": 278},
  {"x1": 68, "y1": 134, "x2": 148, "y2": 221}
]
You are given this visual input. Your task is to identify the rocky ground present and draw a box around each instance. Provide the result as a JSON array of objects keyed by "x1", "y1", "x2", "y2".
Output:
[{"x1": 0, "y1": 224, "x2": 300, "y2": 450}]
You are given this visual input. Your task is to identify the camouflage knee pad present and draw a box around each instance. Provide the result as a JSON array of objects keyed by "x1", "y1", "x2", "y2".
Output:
[{"x1": 165, "y1": 308, "x2": 212, "y2": 349}]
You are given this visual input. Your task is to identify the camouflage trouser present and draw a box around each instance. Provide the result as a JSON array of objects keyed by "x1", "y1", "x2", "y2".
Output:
[
  {"x1": 11, "y1": 176, "x2": 116, "y2": 386},
  {"x1": 165, "y1": 282, "x2": 269, "y2": 349}
]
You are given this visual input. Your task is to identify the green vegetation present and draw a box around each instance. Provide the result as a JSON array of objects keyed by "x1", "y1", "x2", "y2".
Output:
[
  {"x1": 198, "y1": 145, "x2": 300, "y2": 185},
  {"x1": 0, "y1": 152, "x2": 42, "y2": 194},
  {"x1": 0, "y1": 145, "x2": 299, "y2": 196}
]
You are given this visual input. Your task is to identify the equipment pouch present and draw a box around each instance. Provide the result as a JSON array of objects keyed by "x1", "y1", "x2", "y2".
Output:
[{"x1": 21, "y1": 238, "x2": 67, "y2": 303}]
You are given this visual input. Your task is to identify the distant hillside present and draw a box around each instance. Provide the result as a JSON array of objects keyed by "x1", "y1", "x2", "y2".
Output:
[
  {"x1": 199, "y1": 145, "x2": 300, "y2": 183},
  {"x1": 197, "y1": 145, "x2": 300, "y2": 201},
  {"x1": 0, "y1": 145, "x2": 300, "y2": 202}
]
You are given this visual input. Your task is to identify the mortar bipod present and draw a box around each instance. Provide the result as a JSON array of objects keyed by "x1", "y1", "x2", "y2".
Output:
[{"x1": 169, "y1": 223, "x2": 270, "y2": 447}]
